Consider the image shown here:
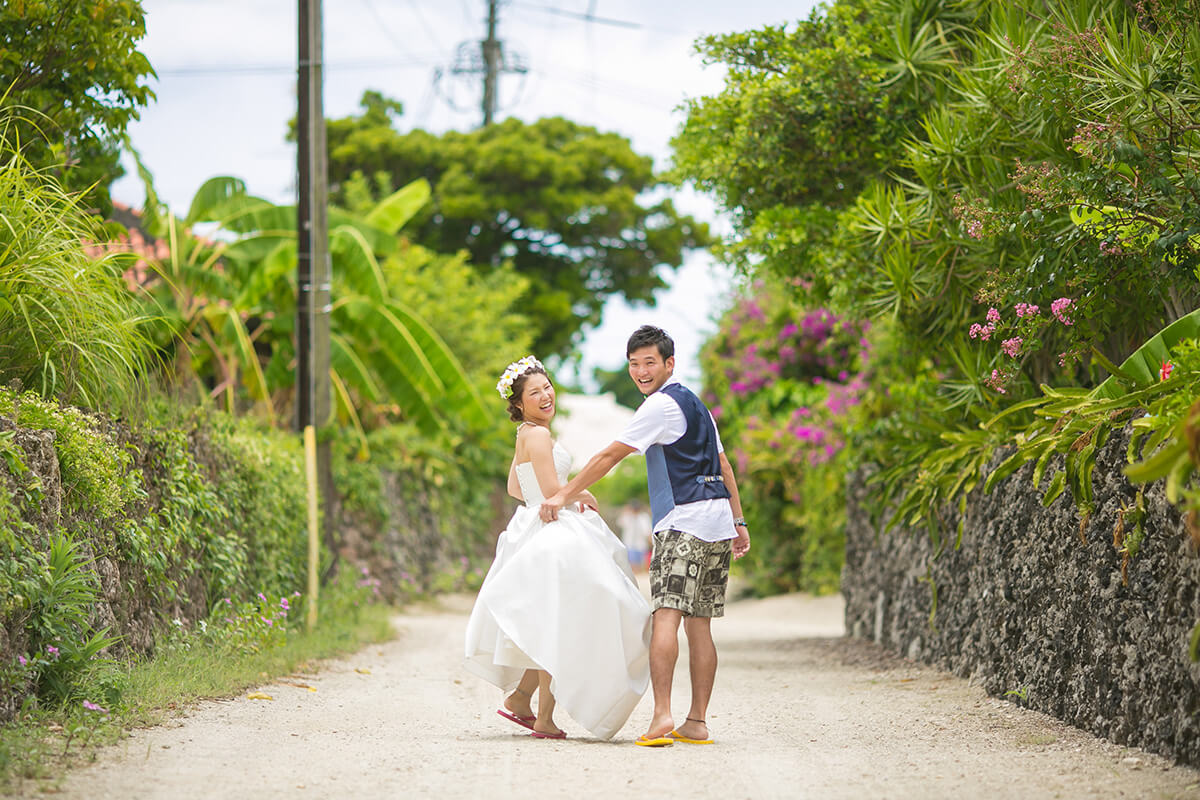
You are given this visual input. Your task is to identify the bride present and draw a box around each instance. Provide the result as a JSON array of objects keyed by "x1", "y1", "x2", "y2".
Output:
[{"x1": 463, "y1": 356, "x2": 652, "y2": 740}]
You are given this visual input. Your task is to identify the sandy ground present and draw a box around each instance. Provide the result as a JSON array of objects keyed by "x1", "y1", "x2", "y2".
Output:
[{"x1": 39, "y1": 585, "x2": 1200, "y2": 800}]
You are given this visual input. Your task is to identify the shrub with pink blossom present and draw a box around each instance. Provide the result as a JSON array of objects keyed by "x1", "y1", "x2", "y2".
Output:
[{"x1": 700, "y1": 281, "x2": 870, "y2": 594}]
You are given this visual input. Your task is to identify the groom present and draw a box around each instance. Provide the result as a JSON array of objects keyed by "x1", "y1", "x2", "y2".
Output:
[{"x1": 540, "y1": 325, "x2": 750, "y2": 746}]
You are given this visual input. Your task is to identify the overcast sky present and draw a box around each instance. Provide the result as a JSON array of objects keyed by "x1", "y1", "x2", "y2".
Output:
[{"x1": 111, "y1": 0, "x2": 821, "y2": 389}]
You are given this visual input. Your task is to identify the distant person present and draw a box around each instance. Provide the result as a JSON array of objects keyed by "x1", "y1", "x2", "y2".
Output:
[
  {"x1": 463, "y1": 355, "x2": 651, "y2": 740},
  {"x1": 617, "y1": 501, "x2": 651, "y2": 571},
  {"x1": 540, "y1": 325, "x2": 751, "y2": 748}
]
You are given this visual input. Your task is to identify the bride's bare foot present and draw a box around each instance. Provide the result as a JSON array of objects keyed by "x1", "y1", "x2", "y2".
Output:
[
  {"x1": 503, "y1": 688, "x2": 534, "y2": 719},
  {"x1": 531, "y1": 719, "x2": 566, "y2": 738}
]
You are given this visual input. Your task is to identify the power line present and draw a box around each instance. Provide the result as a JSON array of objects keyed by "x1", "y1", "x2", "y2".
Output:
[
  {"x1": 402, "y1": 0, "x2": 448, "y2": 52},
  {"x1": 358, "y1": 0, "x2": 442, "y2": 55},
  {"x1": 512, "y1": 1, "x2": 642, "y2": 29},
  {"x1": 156, "y1": 56, "x2": 444, "y2": 77}
]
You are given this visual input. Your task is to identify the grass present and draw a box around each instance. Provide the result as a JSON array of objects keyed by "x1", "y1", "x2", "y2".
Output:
[{"x1": 0, "y1": 601, "x2": 395, "y2": 795}]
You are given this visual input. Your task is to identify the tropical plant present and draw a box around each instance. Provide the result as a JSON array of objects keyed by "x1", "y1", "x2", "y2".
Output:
[
  {"x1": 0, "y1": 129, "x2": 150, "y2": 410},
  {"x1": 672, "y1": 0, "x2": 1200, "y2": 598},
  {"x1": 128, "y1": 170, "x2": 492, "y2": 443}
]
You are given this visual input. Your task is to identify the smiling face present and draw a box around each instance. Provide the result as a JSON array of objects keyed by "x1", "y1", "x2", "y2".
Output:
[
  {"x1": 516, "y1": 372, "x2": 556, "y2": 425},
  {"x1": 628, "y1": 345, "x2": 675, "y2": 396}
]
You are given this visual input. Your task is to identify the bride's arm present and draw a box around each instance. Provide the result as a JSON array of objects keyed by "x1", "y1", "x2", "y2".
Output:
[{"x1": 523, "y1": 426, "x2": 563, "y2": 499}]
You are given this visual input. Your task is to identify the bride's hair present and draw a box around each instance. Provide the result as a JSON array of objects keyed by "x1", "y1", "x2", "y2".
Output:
[{"x1": 506, "y1": 366, "x2": 549, "y2": 422}]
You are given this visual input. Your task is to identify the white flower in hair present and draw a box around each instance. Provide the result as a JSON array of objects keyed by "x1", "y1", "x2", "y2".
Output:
[{"x1": 496, "y1": 355, "x2": 545, "y2": 399}]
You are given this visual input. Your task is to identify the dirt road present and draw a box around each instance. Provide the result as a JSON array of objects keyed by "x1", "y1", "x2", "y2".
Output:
[{"x1": 51, "y1": 590, "x2": 1200, "y2": 799}]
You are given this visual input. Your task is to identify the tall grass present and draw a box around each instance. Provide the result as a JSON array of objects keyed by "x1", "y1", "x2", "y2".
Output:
[{"x1": 0, "y1": 123, "x2": 150, "y2": 411}]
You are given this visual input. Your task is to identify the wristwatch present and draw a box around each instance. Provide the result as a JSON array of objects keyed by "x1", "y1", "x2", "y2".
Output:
[{"x1": 733, "y1": 517, "x2": 748, "y2": 529}]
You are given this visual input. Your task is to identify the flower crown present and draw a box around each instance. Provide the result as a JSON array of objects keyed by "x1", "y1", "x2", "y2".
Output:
[{"x1": 496, "y1": 355, "x2": 545, "y2": 399}]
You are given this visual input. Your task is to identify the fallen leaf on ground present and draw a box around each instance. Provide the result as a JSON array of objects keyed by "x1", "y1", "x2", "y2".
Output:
[
  {"x1": 355, "y1": 668, "x2": 371, "y2": 675},
  {"x1": 246, "y1": 692, "x2": 274, "y2": 701}
]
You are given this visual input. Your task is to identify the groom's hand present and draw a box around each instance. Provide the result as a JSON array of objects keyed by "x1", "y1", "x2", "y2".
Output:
[
  {"x1": 732, "y1": 527, "x2": 750, "y2": 559},
  {"x1": 540, "y1": 491, "x2": 567, "y2": 522}
]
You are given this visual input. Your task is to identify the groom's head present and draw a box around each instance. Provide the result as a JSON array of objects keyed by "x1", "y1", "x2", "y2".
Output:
[{"x1": 626, "y1": 325, "x2": 675, "y2": 396}]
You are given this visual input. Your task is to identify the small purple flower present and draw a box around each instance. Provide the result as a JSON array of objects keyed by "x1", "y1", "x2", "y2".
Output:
[
  {"x1": 46, "y1": 645, "x2": 59, "y2": 658},
  {"x1": 82, "y1": 700, "x2": 107, "y2": 713},
  {"x1": 18, "y1": 655, "x2": 27, "y2": 667},
  {"x1": 280, "y1": 598, "x2": 290, "y2": 611},
  {"x1": 257, "y1": 592, "x2": 267, "y2": 603}
]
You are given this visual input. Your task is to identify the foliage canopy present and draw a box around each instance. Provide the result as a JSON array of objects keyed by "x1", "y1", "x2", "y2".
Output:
[
  {"x1": 324, "y1": 93, "x2": 711, "y2": 357},
  {"x1": 0, "y1": 0, "x2": 155, "y2": 209}
]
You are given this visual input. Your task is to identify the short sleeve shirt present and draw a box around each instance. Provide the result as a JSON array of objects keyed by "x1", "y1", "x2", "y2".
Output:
[{"x1": 616, "y1": 380, "x2": 735, "y2": 542}]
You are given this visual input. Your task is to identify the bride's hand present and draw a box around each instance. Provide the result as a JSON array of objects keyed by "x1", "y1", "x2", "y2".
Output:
[{"x1": 540, "y1": 491, "x2": 567, "y2": 522}]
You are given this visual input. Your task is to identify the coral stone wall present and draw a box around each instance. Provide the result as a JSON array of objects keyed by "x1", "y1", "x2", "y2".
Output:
[{"x1": 843, "y1": 427, "x2": 1200, "y2": 766}]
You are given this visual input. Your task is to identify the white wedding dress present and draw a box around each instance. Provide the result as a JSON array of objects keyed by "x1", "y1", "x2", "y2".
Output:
[{"x1": 463, "y1": 441, "x2": 651, "y2": 740}]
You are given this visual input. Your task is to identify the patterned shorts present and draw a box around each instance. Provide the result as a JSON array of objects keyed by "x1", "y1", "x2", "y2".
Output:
[{"x1": 649, "y1": 529, "x2": 732, "y2": 618}]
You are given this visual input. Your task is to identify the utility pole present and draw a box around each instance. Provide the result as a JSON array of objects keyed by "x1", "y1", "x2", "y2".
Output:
[
  {"x1": 481, "y1": 0, "x2": 500, "y2": 126},
  {"x1": 297, "y1": 0, "x2": 332, "y2": 627},
  {"x1": 445, "y1": 0, "x2": 526, "y2": 127}
]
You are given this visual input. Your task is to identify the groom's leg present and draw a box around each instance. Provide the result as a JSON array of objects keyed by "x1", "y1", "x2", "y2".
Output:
[
  {"x1": 647, "y1": 607, "x2": 682, "y2": 736},
  {"x1": 682, "y1": 617, "x2": 716, "y2": 733},
  {"x1": 678, "y1": 535, "x2": 732, "y2": 740}
]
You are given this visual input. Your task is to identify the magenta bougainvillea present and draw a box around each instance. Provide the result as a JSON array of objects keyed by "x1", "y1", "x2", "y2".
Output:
[{"x1": 700, "y1": 282, "x2": 870, "y2": 593}]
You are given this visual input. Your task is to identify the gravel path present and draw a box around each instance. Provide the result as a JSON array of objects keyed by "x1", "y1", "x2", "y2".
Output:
[{"x1": 48, "y1": 588, "x2": 1200, "y2": 800}]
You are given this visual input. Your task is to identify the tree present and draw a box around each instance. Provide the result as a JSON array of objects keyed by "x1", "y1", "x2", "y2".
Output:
[
  {"x1": 0, "y1": 0, "x2": 155, "y2": 209},
  {"x1": 323, "y1": 93, "x2": 711, "y2": 357},
  {"x1": 590, "y1": 364, "x2": 644, "y2": 411}
]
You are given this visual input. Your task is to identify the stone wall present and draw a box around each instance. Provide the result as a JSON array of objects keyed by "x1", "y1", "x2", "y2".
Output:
[{"x1": 842, "y1": 426, "x2": 1200, "y2": 766}]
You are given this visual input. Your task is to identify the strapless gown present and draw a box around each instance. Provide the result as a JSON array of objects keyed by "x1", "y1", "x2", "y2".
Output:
[{"x1": 463, "y1": 442, "x2": 651, "y2": 739}]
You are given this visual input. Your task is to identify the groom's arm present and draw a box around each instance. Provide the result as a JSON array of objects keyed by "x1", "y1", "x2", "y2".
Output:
[{"x1": 540, "y1": 441, "x2": 636, "y2": 521}]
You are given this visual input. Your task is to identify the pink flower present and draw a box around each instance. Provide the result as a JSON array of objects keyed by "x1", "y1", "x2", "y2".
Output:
[
  {"x1": 969, "y1": 322, "x2": 995, "y2": 341},
  {"x1": 986, "y1": 307, "x2": 1001, "y2": 323},
  {"x1": 1161, "y1": 361, "x2": 1174, "y2": 381},
  {"x1": 1001, "y1": 337, "x2": 1023, "y2": 358},
  {"x1": 1014, "y1": 303, "x2": 1040, "y2": 318},
  {"x1": 1051, "y1": 298, "x2": 1075, "y2": 325},
  {"x1": 17, "y1": 655, "x2": 27, "y2": 667},
  {"x1": 82, "y1": 700, "x2": 107, "y2": 713},
  {"x1": 46, "y1": 645, "x2": 59, "y2": 657}
]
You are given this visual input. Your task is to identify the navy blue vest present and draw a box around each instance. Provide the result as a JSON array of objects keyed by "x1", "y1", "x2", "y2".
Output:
[{"x1": 645, "y1": 383, "x2": 730, "y2": 526}]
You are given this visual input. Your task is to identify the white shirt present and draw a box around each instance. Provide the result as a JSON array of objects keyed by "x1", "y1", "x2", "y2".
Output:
[{"x1": 616, "y1": 380, "x2": 736, "y2": 543}]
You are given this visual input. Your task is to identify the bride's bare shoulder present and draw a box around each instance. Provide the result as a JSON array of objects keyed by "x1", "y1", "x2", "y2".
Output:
[{"x1": 516, "y1": 423, "x2": 552, "y2": 445}]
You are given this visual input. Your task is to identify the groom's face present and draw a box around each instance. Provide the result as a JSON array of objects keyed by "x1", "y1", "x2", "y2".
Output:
[{"x1": 628, "y1": 346, "x2": 674, "y2": 396}]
